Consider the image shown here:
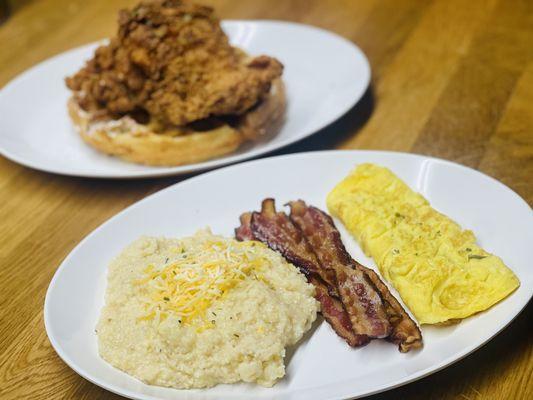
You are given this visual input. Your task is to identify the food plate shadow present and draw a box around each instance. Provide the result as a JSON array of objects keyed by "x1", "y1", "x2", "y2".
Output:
[
  {"x1": 283, "y1": 316, "x2": 323, "y2": 375},
  {"x1": 276, "y1": 86, "x2": 374, "y2": 155}
]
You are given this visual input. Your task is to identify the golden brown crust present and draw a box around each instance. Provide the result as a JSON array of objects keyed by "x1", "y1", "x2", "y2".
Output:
[
  {"x1": 65, "y1": 0, "x2": 283, "y2": 126},
  {"x1": 67, "y1": 78, "x2": 285, "y2": 166}
]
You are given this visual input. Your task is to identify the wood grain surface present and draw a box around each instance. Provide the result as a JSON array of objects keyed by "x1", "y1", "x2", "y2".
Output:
[{"x1": 0, "y1": 0, "x2": 532, "y2": 399}]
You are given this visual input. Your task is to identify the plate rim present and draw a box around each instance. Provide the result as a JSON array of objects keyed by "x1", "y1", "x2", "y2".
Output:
[
  {"x1": 0, "y1": 20, "x2": 371, "y2": 179},
  {"x1": 44, "y1": 149, "x2": 533, "y2": 400}
]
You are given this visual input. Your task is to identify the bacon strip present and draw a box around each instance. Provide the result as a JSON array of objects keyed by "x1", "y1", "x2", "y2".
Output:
[
  {"x1": 311, "y1": 277, "x2": 369, "y2": 347},
  {"x1": 353, "y1": 262, "x2": 423, "y2": 352},
  {"x1": 236, "y1": 199, "x2": 368, "y2": 347},
  {"x1": 288, "y1": 200, "x2": 391, "y2": 339},
  {"x1": 235, "y1": 212, "x2": 255, "y2": 241},
  {"x1": 288, "y1": 200, "x2": 422, "y2": 352},
  {"x1": 250, "y1": 199, "x2": 338, "y2": 293}
]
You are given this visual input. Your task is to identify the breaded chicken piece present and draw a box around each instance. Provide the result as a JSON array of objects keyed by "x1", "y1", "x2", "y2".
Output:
[{"x1": 66, "y1": 0, "x2": 283, "y2": 126}]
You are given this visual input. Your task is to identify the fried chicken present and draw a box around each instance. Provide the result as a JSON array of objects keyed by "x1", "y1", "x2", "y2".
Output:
[{"x1": 66, "y1": 0, "x2": 283, "y2": 126}]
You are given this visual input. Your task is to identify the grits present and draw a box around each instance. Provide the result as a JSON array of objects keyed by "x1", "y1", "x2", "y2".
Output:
[{"x1": 96, "y1": 230, "x2": 318, "y2": 388}]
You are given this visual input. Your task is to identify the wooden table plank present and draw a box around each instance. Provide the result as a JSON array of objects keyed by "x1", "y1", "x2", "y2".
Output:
[
  {"x1": 0, "y1": 1, "x2": 531, "y2": 399},
  {"x1": 479, "y1": 63, "x2": 533, "y2": 203},
  {"x1": 412, "y1": 0, "x2": 533, "y2": 170},
  {"x1": 343, "y1": 0, "x2": 498, "y2": 152}
]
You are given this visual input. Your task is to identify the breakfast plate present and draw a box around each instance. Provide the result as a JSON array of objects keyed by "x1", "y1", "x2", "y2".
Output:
[
  {"x1": 45, "y1": 150, "x2": 533, "y2": 400},
  {"x1": 0, "y1": 21, "x2": 370, "y2": 178}
]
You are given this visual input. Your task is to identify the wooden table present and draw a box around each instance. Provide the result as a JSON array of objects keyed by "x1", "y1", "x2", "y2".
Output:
[{"x1": 1, "y1": 0, "x2": 531, "y2": 399}]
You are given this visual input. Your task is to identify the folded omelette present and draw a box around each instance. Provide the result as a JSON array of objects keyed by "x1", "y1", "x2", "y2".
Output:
[{"x1": 327, "y1": 163, "x2": 519, "y2": 324}]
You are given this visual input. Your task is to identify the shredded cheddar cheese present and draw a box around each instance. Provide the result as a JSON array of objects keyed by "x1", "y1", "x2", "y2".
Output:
[{"x1": 135, "y1": 236, "x2": 269, "y2": 327}]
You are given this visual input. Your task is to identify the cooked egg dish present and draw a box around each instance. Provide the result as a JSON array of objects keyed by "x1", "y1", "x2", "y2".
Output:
[
  {"x1": 97, "y1": 230, "x2": 318, "y2": 388},
  {"x1": 327, "y1": 163, "x2": 519, "y2": 325}
]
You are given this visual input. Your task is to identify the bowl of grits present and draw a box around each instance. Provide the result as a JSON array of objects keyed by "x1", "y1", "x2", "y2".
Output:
[{"x1": 96, "y1": 229, "x2": 319, "y2": 389}]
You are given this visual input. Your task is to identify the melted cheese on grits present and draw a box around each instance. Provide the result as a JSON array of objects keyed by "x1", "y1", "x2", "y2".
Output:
[
  {"x1": 97, "y1": 230, "x2": 318, "y2": 388},
  {"x1": 327, "y1": 163, "x2": 520, "y2": 324}
]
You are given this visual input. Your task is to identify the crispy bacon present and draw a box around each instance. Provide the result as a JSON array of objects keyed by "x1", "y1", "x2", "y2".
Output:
[
  {"x1": 250, "y1": 199, "x2": 338, "y2": 292},
  {"x1": 238, "y1": 199, "x2": 368, "y2": 347},
  {"x1": 234, "y1": 212, "x2": 255, "y2": 241},
  {"x1": 311, "y1": 276, "x2": 369, "y2": 347},
  {"x1": 235, "y1": 198, "x2": 423, "y2": 351},
  {"x1": 288, "y1": 200, "x2": 391, "y2": 339},
  {"x1": 353, "y1": 262, "x2": 423, "y2": 352},
  {"x1": 288, "y1": 200, "x2": 422, "y2": 352}
]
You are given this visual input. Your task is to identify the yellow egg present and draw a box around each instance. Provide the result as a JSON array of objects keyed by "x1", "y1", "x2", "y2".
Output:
[{"x1": 327, "y1": 163, "x2": 520, "y2": 324}]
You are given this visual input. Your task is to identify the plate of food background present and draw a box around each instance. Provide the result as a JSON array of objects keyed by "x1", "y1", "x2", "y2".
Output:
[
  {"x1": 0, "y1": 0, "x2": 370, "y2": 178},
  {"x1": 45, "y1": 150, "x2": 532, "y2": 400}
]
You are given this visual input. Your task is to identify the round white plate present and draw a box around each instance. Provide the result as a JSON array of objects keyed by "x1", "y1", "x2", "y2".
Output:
[
  {"x1": 44, "y1": 151, "x2": 533, "y2": 400},
  {"x1": 0, "y1": 21, "x2": 370, "y2": 178}
]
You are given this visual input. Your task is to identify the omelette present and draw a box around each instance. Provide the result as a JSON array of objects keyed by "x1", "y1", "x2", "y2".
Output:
[{"x1": 326, "y1": 163, "x2": 520, "y2": 325}]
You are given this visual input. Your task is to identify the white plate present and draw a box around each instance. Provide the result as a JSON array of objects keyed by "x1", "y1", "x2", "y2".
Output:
[
  {"x1": 44, "y1": 151, "x2": 533, "y2": 400},
  {"x1": 0, "y1": 21, "x2": 369, "y2": 178}
]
